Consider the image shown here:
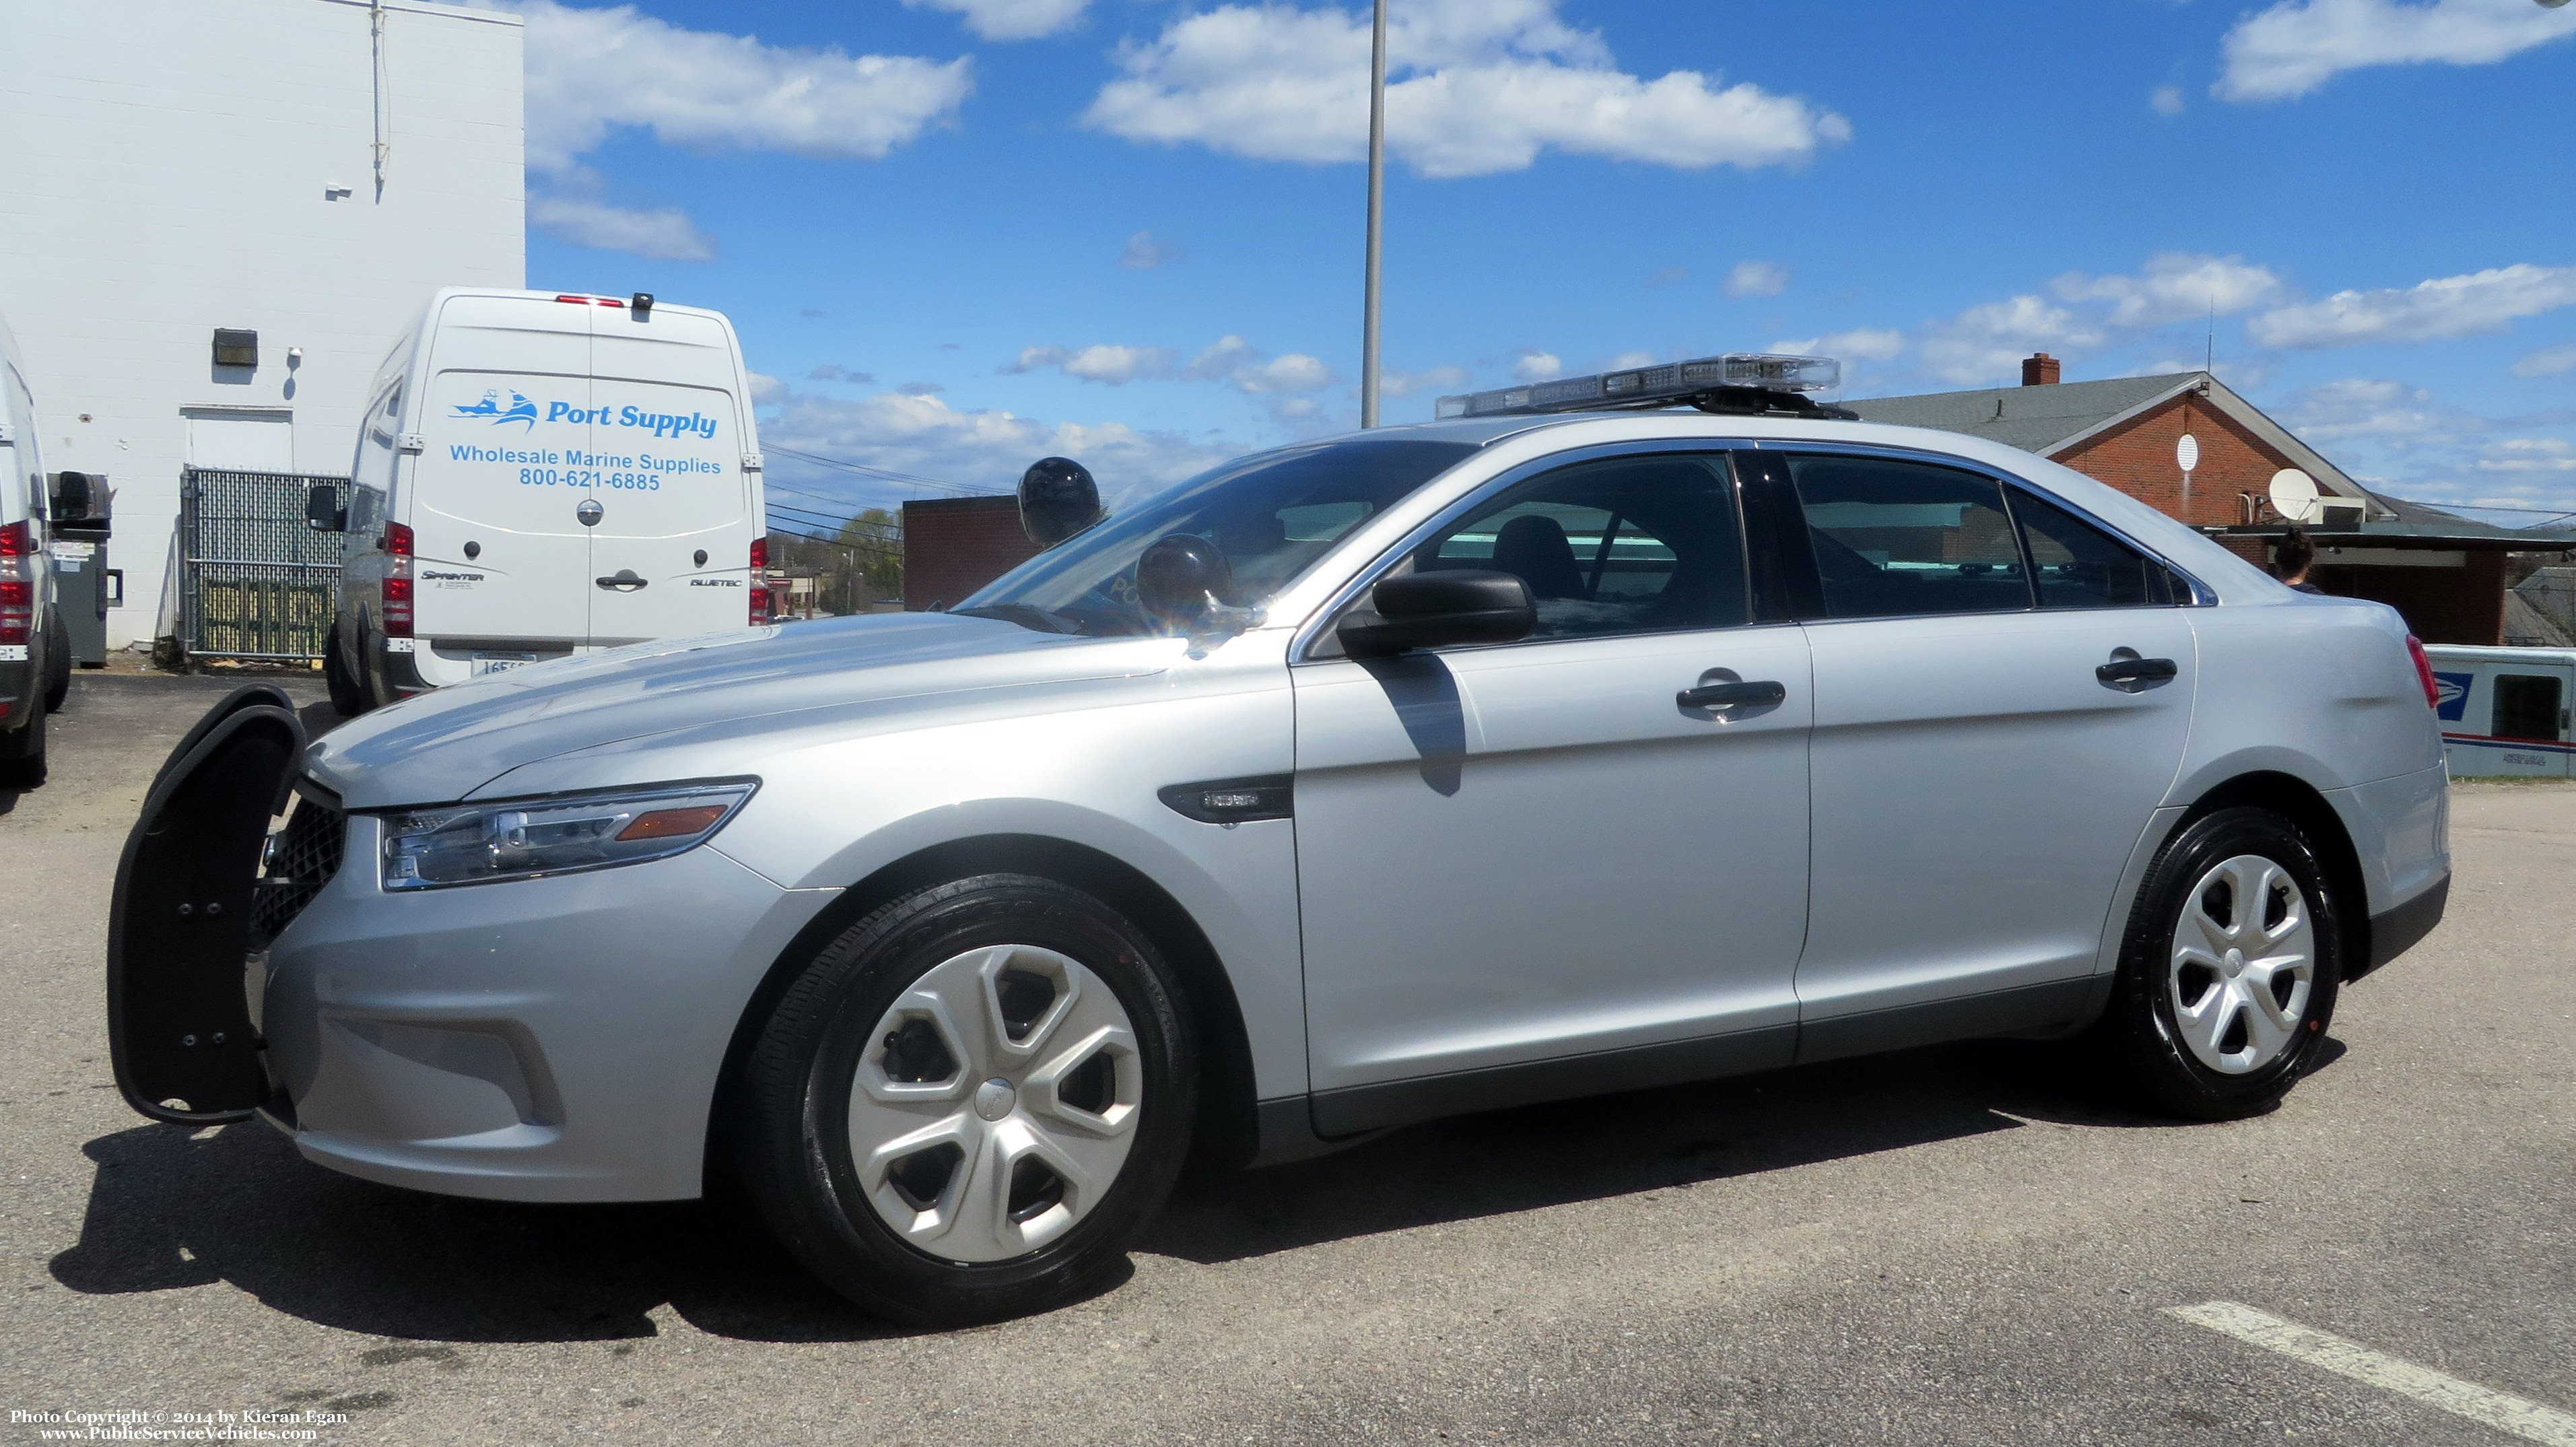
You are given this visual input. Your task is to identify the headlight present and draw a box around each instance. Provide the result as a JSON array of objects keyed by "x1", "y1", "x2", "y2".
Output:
[{"x1": 380, "y1": 780, "x2": 757, "y2": 891}]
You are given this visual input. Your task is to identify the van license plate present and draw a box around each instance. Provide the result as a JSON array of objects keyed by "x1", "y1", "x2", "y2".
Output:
[{"x1": 471, "y1": 654, "x2": 538, "y2": 676}]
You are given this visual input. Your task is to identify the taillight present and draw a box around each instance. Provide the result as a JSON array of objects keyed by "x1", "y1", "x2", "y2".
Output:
[
  {"x1": 2406, "y1": 634, "x2": 2439, "y2": 710},
  {"x1": 0, "y1": 521, "x2": 31, "y2": 645},
  {"x1": 382, "y1": 522, "x2": 415, "y2": 638},
  {"x1": 749, "y1": 536, "x2": 772, "y2": 625}
]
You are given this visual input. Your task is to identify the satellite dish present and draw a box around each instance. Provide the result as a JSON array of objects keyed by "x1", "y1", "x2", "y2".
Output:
[
  {"x1": 2176, "y1": 433, "x2": 2200, "y2": 473},
  {"x1": 2268, "y1": 467, "x2": 2321, "y2": 523}
]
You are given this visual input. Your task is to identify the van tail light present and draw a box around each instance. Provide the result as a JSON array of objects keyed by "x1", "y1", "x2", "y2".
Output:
[
  {"x1": 382, "y1": 521, "x2": 415, "y2": 638},
  {"x1": 2406, "y1": 634, "x2": 2439, "y2": 710},
  {"x1": 0, "y1": 521, "x2": 32, "y2": 646},
  {"x1": 749, "y1": 536, "x2": 772, "y2": 625}
]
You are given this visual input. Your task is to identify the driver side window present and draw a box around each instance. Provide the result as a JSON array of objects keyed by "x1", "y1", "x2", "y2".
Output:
[{"x1": 1412, "y1": 453, "x2": 1749, "y2": 642}]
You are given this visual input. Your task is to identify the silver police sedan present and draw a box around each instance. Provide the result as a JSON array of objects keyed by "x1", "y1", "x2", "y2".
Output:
[{"x1": 110, "y1": 356, "x2": 2451, "y2": 1326}]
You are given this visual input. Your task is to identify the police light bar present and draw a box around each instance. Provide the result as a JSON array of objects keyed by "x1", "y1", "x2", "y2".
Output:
[{"x1": 1435, "y1": 353, "x2": 1842, "y2": 420}]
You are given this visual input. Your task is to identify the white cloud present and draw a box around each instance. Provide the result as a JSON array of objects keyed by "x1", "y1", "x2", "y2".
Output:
[
  {"x1": 1771, "y1": 328, "x2": 1906, "y2": 364},
  {"x1": 2278, "y1": 378, "x2": 2448, "y2": 440},
  {"x1": 2054, "y1": 253, "x2": 2286, "y2": 329},
  {"x1": 2217, "y1": 0, "x2": 2576, "y2": 102},
  {"x1": 1725, "y1": 260, "x2": 1790, "y2": 298},
  {"x1": 1605, "y1": 350, "x2": 1659, "y2": 370},
  {"x1": 761, "y1": 384, "x2": 1238, "y2": 512},
  {"x1": 527, "y1": 193, "x2": 718, "y2": 261},
  {"x1": 2477, "y1": 438, "x2": 2576, "y2": 474},
  {"x1": 1512, "y1": 351, "x2": 1564, "y2": 382},
  {"x1": 1187, "y1": 335, "x2": 1337, "y2": 394},
  {"x1": 2513, "y1": 343, "x2": 2576, "y2": 378},
  {"x1": 1081, "y1": 0, "x2": 1850, "y2": 178},
  {"x1": 904, "y1": 0, "x2": 1087, "y2": 42},
  {"x1": 1001, "y1": 343, "x2": 1178, "y2": 384},
  {"x1": 506, "y1": 0, "x2": 973, "y2": 173},
  {"x1": 1915, "y1": 295, "x2": 2106, "y2": 385},
  {"x1": 2247, "y1": 263, "x2": 2576, "y2": 348},
  {"x1": 1378, "y1": 364, "x2": 1473, "y2": 399},
  {"x1": 1121, "y1": 231, "x2": 1183, "y2": 269},
  {"x1": 2149, "y1": 85, "x2": 2186, "y2": 116},
  {"x1": 747, "y1": 371, "x2": 784, "y2": 405}
]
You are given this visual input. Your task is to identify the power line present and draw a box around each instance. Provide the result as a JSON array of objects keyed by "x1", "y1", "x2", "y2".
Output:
[{"x1": 764, "y1": 443, "x2": 1001, "y2": 497}]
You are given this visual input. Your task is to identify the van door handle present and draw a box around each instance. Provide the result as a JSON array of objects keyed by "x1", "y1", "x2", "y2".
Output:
[
  {"x1": 1677, "y1": 679, "x2": 1786, "y2": 712},
  {"x1": 2097, "y1": 650, "x2": 2177, "y2": 692},
  {"x1": 595, "y1": 571, "x2": 648, "y2": 591}
]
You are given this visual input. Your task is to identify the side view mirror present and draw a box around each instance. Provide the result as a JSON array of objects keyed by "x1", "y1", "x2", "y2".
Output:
[
  {"x1": 1135, "y1": 533, "x2": 1231, "y2": 623},
  {"x1": 1019, "y1": 455, "x2": 1102, "y2": 549},
  {"x1": 1338, "y1": 570, "x2": 1536, "y2": 658},
  {"x1": 48, "y1": 471, "x2": 92, "y2": 523},
  {"x1": 304, "y1": 482, "x2": 347, "y2": 533}
]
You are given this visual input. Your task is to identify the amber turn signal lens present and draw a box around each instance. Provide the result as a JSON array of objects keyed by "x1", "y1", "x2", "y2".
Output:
[{"x1": 617, "y1": 805, "x2": 728, "y2": 842}]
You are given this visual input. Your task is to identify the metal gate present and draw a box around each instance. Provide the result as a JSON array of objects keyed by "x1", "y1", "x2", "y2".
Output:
[{"x1": 179, "y1": 469, "x2": 349, "y2": 665}]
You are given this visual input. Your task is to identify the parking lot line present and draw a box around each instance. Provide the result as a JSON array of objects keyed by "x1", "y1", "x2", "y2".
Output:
[{"x1": 2167, "y1": 1301, "x2": 2576, "y2": 1446}]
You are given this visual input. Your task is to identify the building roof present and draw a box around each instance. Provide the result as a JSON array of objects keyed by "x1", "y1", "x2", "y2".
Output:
[
  {"x1": 1845, "y1": 370, "x2": 2374, "y2": 508},
  {"x1": 1843, "y1": 374, "x2": 2188, "y2": 456}
]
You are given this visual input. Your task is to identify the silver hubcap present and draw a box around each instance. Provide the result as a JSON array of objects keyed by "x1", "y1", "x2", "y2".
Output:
[
  {"x1": 848, "y1": 943, "x2": 1143, "y2": 1264},
  {"x1": 2169, "y1": 853, "x2": 2316, "y2": 1075}
]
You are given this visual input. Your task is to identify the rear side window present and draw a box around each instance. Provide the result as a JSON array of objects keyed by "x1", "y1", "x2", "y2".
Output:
[
  {"x1": 2010, "y1": 489, "x2": 2175, "y2": 609},
  {"x1": 1784, "y1": 455, "x2": 2030, "y2": 619},
  {"x1": 2492, "y1": 673, "x2": 2563, "y2": 741}
]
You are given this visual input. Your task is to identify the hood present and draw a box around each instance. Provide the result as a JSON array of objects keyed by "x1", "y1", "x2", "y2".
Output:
[{"x1": 306, "y1": 612, "x2": 1171, "y2": 809}]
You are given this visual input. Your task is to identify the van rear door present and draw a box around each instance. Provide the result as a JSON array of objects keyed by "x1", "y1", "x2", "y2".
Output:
[
  {"x1": 413, "y1": 299, "x2": 596, "y2": 659},
  {"x1": 582, "y1": 312, "x2": 755, "y2": 645}
]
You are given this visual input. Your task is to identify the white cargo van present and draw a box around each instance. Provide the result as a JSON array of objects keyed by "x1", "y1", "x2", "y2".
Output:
[
  {"x1": 2420, "y1": 644, "x2": 2576, "y2": 777},
  {"x1": 320, "y1": 289, "x2": 767, "y2": 712},
  {"x1": 1, "y1": 309, "x2": 69, "y2": 787}
]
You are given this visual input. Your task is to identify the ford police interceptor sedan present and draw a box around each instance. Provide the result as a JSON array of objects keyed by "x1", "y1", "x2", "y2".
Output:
[{"x1": 108, "y1": 355, "x2": 2451, "y2": 1326}]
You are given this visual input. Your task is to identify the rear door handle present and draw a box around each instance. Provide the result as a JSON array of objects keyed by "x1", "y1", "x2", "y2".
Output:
[
  {"x1": 1677, "y1": 679, "x2": 1787, "y2": 712},
  {"x1": 595, "y1": 572, "x2": 648, "y2": 591},
  {"x1": 2096, "y1": 652, "x2": 2177, "y2": 692}
]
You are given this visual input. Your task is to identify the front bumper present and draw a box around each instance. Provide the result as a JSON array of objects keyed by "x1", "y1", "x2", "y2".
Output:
[{"x1": 257, "y1": 815, "x2": 838, "y2": 1202}]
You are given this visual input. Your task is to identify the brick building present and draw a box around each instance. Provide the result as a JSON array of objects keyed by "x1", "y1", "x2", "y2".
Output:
[
  {"x1": 902, "y1": 496, "x2": 1039, "y2": 611},
  {"x1": 1850, "y1": 358, "x2": 2576, "y2": 645}
]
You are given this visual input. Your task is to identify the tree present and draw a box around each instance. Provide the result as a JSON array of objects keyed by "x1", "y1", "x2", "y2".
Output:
[{"x1": 839, "y1": 508, "x2": 902, "y2": 599}]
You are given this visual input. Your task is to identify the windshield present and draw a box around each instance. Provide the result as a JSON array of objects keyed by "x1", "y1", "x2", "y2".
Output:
[{"x1": 955, "y1": 438, "x2": 1480, "y2": 636}]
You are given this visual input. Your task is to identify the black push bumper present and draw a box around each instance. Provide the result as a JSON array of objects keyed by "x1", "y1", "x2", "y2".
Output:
[{"x1": 106, "y1": 685, "x2": 306, "y2": 1124}]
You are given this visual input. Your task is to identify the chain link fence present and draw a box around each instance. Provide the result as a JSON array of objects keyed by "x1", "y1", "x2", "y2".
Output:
[{"x1": 179, "y1": 469, "x2": 349, "y2": 665}]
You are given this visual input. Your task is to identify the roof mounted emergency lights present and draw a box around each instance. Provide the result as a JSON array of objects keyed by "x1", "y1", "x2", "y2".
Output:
[{"x1": 1435, "y1": 353, "x2": 1853, "y2": 422}]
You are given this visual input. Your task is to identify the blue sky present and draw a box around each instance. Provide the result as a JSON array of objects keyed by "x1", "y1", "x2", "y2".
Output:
[{"x1": 502, "y1": 0, "x2": 2576, "y2": 523}]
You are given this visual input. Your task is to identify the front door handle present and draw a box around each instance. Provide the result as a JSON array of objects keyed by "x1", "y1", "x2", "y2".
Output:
[
  {"x1": 595, "y1": 571, "x2": 648, "y2": 591},
  {"x1": 1677, "y1": 679, "x2": 1787, "y2": 712},
  {"x1": 2096, "y1": 649, "x2": 2178, "y2": 692}
]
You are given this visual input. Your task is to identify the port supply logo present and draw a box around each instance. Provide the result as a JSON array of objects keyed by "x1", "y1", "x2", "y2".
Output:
[
  {"x1": 454, "y1": 388, "x2": 541, "y2": 431},
  {"x1": 452, "y1": 388, "x2": 720, "y2": 440}
]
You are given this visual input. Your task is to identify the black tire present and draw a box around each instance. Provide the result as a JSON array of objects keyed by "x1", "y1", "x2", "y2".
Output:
[
  {"x1": 2094, "y1": 806, "x2": 2343, "y2": 1120},
  {"x1": 0, "y1": 698, "x2": 46, "y2": 788},
  {"x1": 323, "y1": 623, "x2": 364, "y2": 716},
  {"x1": 735, "y1": 873, "x2": 1196, "y2": 1327},
  {"x1": 43, "y1": 609, "x2": 70, "y2": 712}
]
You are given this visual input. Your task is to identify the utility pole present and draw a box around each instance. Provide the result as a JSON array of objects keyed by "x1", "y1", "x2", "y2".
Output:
[{"x1": 1359, "y1": 0, "x2": 1388, "y2": 428}]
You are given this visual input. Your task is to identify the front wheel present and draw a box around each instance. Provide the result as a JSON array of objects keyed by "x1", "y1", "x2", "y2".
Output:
[
  {"x1": 735, "y1": 874, "x2": 1197, "y2": 1326},
  {"x1": 2094, "y1": 806, "x2": 2343, "y2": 1120}
]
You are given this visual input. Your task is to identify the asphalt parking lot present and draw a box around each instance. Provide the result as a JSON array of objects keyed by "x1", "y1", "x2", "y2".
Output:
[{"x1": 3, "y1": 671, "x2": 2571, "y2": 1446}]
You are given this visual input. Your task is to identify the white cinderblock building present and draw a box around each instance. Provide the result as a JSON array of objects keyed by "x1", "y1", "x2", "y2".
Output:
[{"x1": 0, "y1": 0, "x2": 524, "y2": 646}]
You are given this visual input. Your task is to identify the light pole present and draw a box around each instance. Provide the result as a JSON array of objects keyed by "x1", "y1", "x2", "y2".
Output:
[{"x1": 1360, "y1": 0, "x2": 1388, "y2": 428}]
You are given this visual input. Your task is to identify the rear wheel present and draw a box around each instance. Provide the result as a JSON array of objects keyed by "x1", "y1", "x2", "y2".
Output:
[
  {"x1": 735, "y1": 874, "x2": 1196, "y2": 1326},
  {"x1": 2095, "y1": 807, "x2": 2342, "y2": 1120},
  {"x1": 42, "y1": 609, "x2": 69, "y2": 712},
  {"x1": 0, "y1": 698, "x2": 46, "y2": 788},
  {"x1": 323, "y1": 622, "x2": 364, "y2": 716}
]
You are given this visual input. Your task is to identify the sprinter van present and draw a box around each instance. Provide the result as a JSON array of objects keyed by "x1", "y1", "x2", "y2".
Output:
[
  {"x1": 320, "y1": 289, "x2": 767, "y2": 713},
  {"x1": 2421, "y1": 644, "x2": 2576, "y2": 777},
  {"x1": 1, "y1": 310, "x2": 69, "y2": 787}
]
